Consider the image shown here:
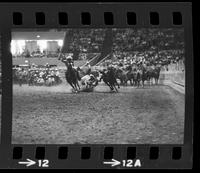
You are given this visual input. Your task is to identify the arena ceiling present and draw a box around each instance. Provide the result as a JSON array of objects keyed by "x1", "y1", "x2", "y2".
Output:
[{"x1": 12, "y1": 29, "x2": 66, "y2": 40}]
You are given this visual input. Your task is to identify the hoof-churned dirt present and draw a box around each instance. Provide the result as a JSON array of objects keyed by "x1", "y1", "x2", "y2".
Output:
[{"x1": 12, "y1": 84, "x2": 184, "y2": 144}]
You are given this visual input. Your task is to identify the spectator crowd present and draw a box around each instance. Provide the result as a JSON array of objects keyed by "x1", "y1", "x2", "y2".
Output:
[
  {"x1": 13, "y1": 28, "x2": 185, "y2": 74},
  {"x1": 67, "y1": 29, "x2": 106, "y2": 53},
  {"x1": 13, "y1": 64, "x2": 62, "y2": 86},
  {"x1": 100, "y1": 28, "x2": 184, "y2": 71}
]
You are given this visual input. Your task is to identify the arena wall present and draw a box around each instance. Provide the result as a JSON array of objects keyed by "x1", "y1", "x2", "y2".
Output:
[{"x1": 160, "y1": 61, "x2": 185, "y2": 93}]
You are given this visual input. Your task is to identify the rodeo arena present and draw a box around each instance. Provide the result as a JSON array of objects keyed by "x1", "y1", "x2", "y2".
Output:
[{"x1": 11, "y1": 29, "x2": 185, "y2": 144}]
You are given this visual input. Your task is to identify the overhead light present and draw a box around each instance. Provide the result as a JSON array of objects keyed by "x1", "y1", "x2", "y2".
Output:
[{"x1": 37, "y1": 35, "x2": 40, "y2": 38}]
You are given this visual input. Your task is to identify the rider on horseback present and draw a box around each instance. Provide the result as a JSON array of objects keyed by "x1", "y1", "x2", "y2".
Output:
[
  {"x1": 58, "y1": 53, "x2": 74, "y2": 68},
  {"x1": 85, "y1": 61, "x2": 91, "y2": 75},
  {"x1": 66, "y1": 55, "x2": 74, "y2": 68},
  {"x1": 59, "y1": 54, "x2": 81, "y2": 92}
]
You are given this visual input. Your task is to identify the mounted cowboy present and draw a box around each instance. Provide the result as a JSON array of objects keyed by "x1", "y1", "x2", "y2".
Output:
[
  {"x1": 59, "y1": 54, "x2": 74, "y2": 68},
  {"x1": 85, "y1": 61, "x2": 91, "y2": 75},
  {"x1": 58, "y1": 54, "x2": 81, "y2": 92}
]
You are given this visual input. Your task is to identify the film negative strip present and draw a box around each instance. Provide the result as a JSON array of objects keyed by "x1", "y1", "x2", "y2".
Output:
[{"x1": 0, "y1": 2, "x2": 194, "y2": 169}]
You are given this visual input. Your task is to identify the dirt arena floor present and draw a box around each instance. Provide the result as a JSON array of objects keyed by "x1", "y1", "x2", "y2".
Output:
[{"x1": 12, "y1": 82, "x2": 184, "y2": 144}]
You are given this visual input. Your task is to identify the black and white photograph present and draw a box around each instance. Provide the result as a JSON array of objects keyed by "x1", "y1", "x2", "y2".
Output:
[
  {"x1": 0, "y1": 34, "x2": 2, "y2": 142},
  {"x1": 11, "y1": 28, "x2": 185, "y2": 144}
]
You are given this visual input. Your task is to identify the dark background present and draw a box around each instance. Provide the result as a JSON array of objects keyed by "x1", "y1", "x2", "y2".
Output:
[{"x1": 0, "y1": 0, "x2": 198, "y2": 170}]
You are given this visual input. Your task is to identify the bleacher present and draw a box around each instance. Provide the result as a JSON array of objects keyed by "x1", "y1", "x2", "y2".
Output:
[
  {"x1": 97, "y1": 28, "x2": 184, "y2": 66},
  {"x1": 112, "y1": 28, "x2": 184, "y2": 52},
  {"x1": 12, "y1": 28, "x2": 184, "y2": 69},
  {"x1": 62, "y1": 29, "x2": 106, "y2": 53}
]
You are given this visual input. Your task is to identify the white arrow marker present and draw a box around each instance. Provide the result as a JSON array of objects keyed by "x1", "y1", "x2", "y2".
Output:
[
  {"x1": 18, "y1": 159, "x2": 36, "y2": 167},
  {"x1": 103, "y1": 159, "x2": 121, "y2": 167}
]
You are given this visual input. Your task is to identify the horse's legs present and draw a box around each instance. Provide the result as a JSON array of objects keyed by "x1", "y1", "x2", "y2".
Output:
[
  {"x1": 130, "y1": 79, "x2": 133, "y2": 86},
  {"x1": 123, "y1": 79, "x2": 126, "y2": 86},
  {"x1": 73, "y1": 82, "x2": 79, "y2": 92},
  {"x1": 68, "y1": 82, "x2": 76, "y2": 92},
  {"x1": 74, "y1": 84, "x2": 79, "y2": 93},
  {"x1": 120, "y1": 79, "x2": 123, "y2": 86},
  {"x1": 109, "y1": 83, "x2": 114, "y2": 91},
  {"x1": 104, "y1": 80, "x2": 113, "y2": 90},
  {"x1": 122, "y1": 78, "x2": 125, "y2": 86},
  {"x1": 74, "y1": 83, "x2": 78, "y2": 91},
  {"x1": 148, "y1": 78, "x2": 150, "y2": 87},
  {"x1": 157, "y1": 76, "x2": 159, "y2": 85},
  {"x1": 117, "y1": 82, "x2": 120, "y2": 89},
  {"x1": 109, "y1": 82, "x2": 114, "y2": 91},
  {"x1": 113, "y1": 84, "x2": 118, "y2": 92},
  {"x1": 108, "y1": 84, "x2": 113, "y2": 91},
  {"x1": 115, "y1": 80, "x2": 120, "y2": 89},
  {"x1": 19, "y1": 79, "x2": 22, "y2": 86},
  {"x1": 134, "y1": 80, "x2": 137, "y2": 86},
  {"x1": 156, "y1": 78, "x2": 158, "y2": 85},
  {"x1": 124, "y1": 80, "x2": 127, "y2": 86},
  {"x1": 137, "y1": 80, "x2": 139, "y2": 88},
  {"x1": 76, "y1": 81, "x2": 80, "y2": 90},
  {"x1": 132, "y1": 79, "x2": 134, "y2": 86}
]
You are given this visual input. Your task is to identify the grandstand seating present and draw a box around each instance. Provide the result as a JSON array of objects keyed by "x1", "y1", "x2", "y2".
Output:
[{"x1": 13, "y1": 28, "x2": 184, "y2": 68}]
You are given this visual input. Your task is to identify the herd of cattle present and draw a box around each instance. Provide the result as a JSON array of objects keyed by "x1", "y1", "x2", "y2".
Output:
[
  {"x1": 12, "y1": 62, "x2": 162, "y2": 92},
  {"x1": 76, "y1": 63, "x2": 161, "y2": 92}
]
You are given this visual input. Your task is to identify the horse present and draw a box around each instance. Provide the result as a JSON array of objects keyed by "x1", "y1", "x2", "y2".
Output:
[
  {"x1": 125, "y1": 68, "x2": 135, "y2": 86},
  {"x1": 115, "y1": 68, "x2": 128, "y2": 86},
  {"x1": 99, "y1": 67, "x2": 120, "y2": 92},
  {"x1": 136, "y1": 67, "x2": 151, "y2": 88},
  {"x1": 143, "y1": 65, "x2": 161, "y2": 85},
  {"x1": 132, "y1": 68, "x2": 138, "y2": 86},
  {"x1": 65, "y1": 63, "x2": 81, "y2": 93},
  {"x1": 146, "y1": 66, "x2": 155, "y2": 86},
  {"x1": 151, "y1": 66, "x2": 161, "y2": 85}
]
